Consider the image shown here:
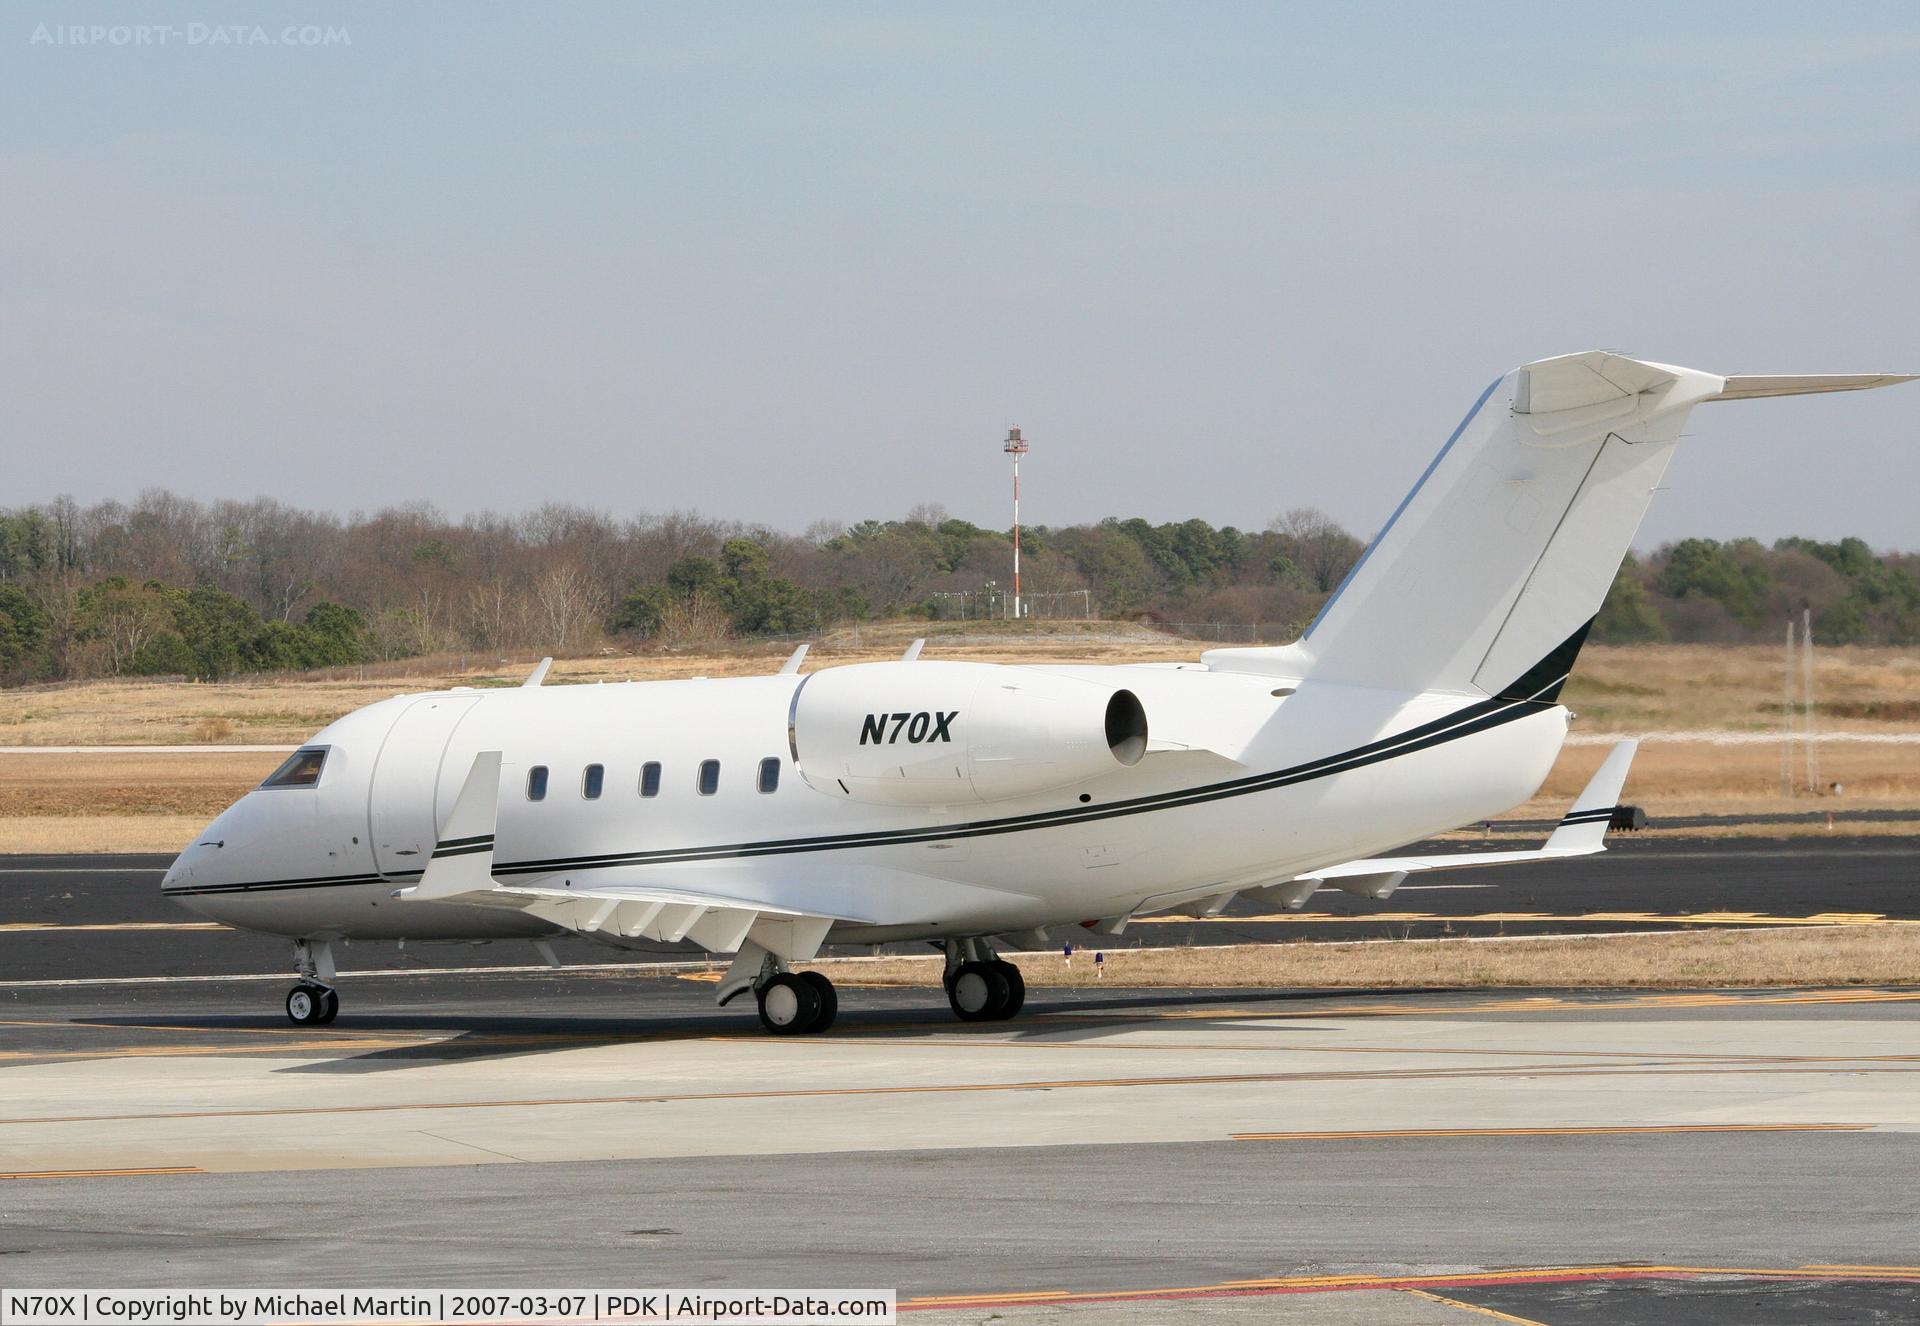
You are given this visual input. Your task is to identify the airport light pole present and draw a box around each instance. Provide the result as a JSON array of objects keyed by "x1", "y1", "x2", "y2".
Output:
[{"x1": 1004, "y1": 426, "x2": 1028, "y2": 619}]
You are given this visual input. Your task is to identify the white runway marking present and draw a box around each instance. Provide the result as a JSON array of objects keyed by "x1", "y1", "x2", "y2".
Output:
[
  {"x1": 0, "y1": 867, "x2": 168, "y2": 874},
  {"x1": 1567, "y1": 730, "x2": 1920, "y2": 745},
  {"x1": 0, "y1": 961, "x2": 702, "y2": 988},
  {"x1": 1363, "y1": 883, "x2": 1494, "y2": 891}
]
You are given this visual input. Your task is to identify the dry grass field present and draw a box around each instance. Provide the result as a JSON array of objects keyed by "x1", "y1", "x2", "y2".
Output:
[
  {"x1": 0, "y1": 751, "x2": 280, "y2": 853},
  {"x1": 813, "y1": 926, "x2": 1920, "y2": 990},
  {"x1": 0, "y1": 625, "x2": 1915, "y2": 852}
]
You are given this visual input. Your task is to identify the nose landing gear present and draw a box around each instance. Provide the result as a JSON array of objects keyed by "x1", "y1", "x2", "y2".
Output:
[
  {"x1": 286, "y1": 982, "x2": 339, "y2": 1026},
  {"x1": 285, "y1": 938, "x2": 340, "y2": 1026}
]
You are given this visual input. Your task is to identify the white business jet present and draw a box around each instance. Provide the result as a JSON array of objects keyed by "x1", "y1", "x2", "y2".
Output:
[{"x1": 163, "y1": 353, "x2": 1912, "y2": 1032}]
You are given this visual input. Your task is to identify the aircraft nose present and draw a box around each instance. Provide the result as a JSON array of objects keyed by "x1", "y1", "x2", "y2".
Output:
[
  {"x1": 161, "y1": 798, "x2": 247, "y2": 900},
  {"x1": 161, "y1": 832, "x2": 217, "y2": 895}
]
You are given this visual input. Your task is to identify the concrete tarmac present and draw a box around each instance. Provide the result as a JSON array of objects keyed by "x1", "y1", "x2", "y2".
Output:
[
  {"x1": 4, "y1": 841, "x2": 1919, "y2": 1321},
  {"x1": 2, "y1": 972, "x2": 1918, "y2": 1322}
]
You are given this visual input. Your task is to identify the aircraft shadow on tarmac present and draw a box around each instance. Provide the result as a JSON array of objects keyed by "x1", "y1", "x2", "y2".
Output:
[{"x1": 67, "y1": 984, "x2": 1427, "y2": 1073}]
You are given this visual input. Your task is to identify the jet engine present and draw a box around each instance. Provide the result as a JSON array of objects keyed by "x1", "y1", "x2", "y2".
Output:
[{"x1": 788, "y1": 660, "x2": 1148, "y2": 806}]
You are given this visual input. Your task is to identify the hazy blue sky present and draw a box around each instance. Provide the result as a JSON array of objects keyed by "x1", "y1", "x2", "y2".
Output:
[{"x1": 5, "y1": 3, "x2": 1918, "y2": 549}]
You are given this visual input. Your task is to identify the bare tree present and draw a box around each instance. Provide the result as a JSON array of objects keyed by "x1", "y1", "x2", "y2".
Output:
[
  {"x1": 1268, "y1": 507, "x2": 1364, "y2": 593},
  {"x1": 655, "y1": 590, "x2": 732, "y2": 646},
  {"x1": 531, "y1": 563, "x2": 610, "y2": 650}
]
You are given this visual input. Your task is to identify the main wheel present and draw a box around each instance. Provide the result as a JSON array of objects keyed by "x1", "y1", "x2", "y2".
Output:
[
  {"x1": 992, "y1": 960, "x2": 1026, "y2": 1019},
  {"x1": 285, "y1": 983, "x2": 329, "y2": 1026},
  {"x1": 947, "y1": 961, "x2": 1011, "y2": 1022},
  {"x1": 757, "y1": 972, "x2": 823, "y2": 1035},
  {"x1": 798, "y1": 971, "x2": 838, "y2": 1033},
  {"x1": 315, "y1": 987, "x2": 340, "y2": 1025}
]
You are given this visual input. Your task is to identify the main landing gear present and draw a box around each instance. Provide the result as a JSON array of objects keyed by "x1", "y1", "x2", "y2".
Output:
[
  {"x1": 718, "y1": 944, "x2": 839, "y2": 1035},
  {"x1": 755, "y1": 968, "x2": 839, "y2": 1035},
  {"x1": 944, "y1": 939, "x2": 1026, "y2": 1023},
  {"x1": 284, "y1": 938, "x2": 340, "y2": 1027}
]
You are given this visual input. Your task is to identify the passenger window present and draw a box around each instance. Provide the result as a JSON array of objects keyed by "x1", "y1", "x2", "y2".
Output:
[
  {"x1": 582, "y1": 763, "x2": 604, "y2": 799},
  {"x1": 527, "y1": 765, "x2": 549, "y2": 801},
  {"x1": 697, "y1": 759, "x2": 720, "y2": 796},
  {"x1": 639, "y1": 762, "x2": 662, "y2": 798},
  {"x1": 260, "y1": 747, "x2": 327, "y2": 789},
  {"x1": 757, "y1": 757, "x2": 780, "y2": 794}
]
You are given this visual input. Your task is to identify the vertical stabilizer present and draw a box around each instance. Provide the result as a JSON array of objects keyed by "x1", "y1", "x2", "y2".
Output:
[{"x1": 1204, "y1": 353, "x2": 1912, "y2": 697}]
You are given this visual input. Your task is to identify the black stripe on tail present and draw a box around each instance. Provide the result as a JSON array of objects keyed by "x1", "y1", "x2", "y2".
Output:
[{"x1": 1495, "y1": 617, "x2": 1595, "y2": 704}]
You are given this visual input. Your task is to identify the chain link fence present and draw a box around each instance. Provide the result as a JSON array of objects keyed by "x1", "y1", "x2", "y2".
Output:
[
  {"x1": 1153, "y1": 621, "x2": 1309, "y2": 644},
  {"x1": 928, "y1": 589, "x2": 1096, "y2": 621}
]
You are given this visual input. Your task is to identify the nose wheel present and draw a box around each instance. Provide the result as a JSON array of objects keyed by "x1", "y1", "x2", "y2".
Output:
[
  {"x1": 286, "y1": 982, "x2": 339, "y2": 1026},
  {"x1": 285, "y1": 938, "x2": 340, "y2": 1026}
]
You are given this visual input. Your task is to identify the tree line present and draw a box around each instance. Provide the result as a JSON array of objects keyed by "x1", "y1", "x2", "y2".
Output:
[{"x1": 0, "y1": 491, "x2": 1913, "y2": 683}]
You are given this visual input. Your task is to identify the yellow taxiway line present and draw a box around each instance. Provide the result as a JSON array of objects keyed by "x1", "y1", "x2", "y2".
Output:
[
  {"x1": 0, "y1": 922, "x2": 227, "y2": 933},
  {"x1": 1, "y1": 1166, "x2": 204, "y2": 1180},
  {"x1": 0, "y1": 1053, "x2": 1898, "y2": 1124},
  {"x1": 1231, "y1": 1123, "x2": 1868, "y2": 1141},
  {"x1": 2, "y1": 986, "x2": 1917, "y2": 1067},
  {"x1": 1399, "y1": 1287, "x2": 1549, "y2": 1324},
  {"x1": 1153, "y1": 909, "x2": 1917, "y2": 925},
  {"x1": 902, "y1": 1262, "x2": 1920, "y2": 1311}
]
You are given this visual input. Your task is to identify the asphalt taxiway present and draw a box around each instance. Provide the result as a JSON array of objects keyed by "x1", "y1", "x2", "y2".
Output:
[{"x1": 5, "y1": 834, "x2": 1919, "y2": 987}]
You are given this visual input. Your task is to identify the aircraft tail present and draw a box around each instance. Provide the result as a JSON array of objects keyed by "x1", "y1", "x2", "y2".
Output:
[{"x1": 1205, "y1": 353, "x2": 1913, "y2": 697}]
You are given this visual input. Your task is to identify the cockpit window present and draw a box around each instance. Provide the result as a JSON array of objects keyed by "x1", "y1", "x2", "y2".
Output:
[{"x1": 260, "y1": 747, "x2": 328, "y2": 789}]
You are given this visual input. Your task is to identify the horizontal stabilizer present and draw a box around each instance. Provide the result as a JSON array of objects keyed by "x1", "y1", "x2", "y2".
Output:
[
  {"x1": 1711, "y1": 373, "x2": 1917, "y2": 401},
  {"x1": 1286, "y1": 739, "x2": 1640, "y2": 887},
  {"x1": 1543, "y1": 739, "x2": 1638, "y2": 852}
]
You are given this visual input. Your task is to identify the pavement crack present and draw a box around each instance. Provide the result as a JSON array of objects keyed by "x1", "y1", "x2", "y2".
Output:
[{"x1": 416, "y1": 1129, "x2": 527, "y2": 1162}]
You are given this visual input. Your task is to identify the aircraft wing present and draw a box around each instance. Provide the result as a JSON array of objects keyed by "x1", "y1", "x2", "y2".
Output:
[{"x1": 393, "y1": 752, "x2": 865, "y2": 971}]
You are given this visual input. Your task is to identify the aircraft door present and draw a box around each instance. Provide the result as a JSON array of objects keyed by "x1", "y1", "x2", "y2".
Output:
[{"x1": 369, "y1": 695, "x2": 482, "y2": 878}]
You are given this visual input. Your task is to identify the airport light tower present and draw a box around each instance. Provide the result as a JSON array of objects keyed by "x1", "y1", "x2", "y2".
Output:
[{"x1": 1003, "y1": 426, "x2": 1029, "y2": 619}]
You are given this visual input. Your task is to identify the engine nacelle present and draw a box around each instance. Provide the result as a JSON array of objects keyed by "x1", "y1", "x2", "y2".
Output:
[{"x1": 788, "y1": 660, "x2": 1148, "y2": 806}]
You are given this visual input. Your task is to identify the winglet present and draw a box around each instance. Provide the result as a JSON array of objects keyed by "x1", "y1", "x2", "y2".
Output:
[
  {"x1": 1544, "y1": 739, "x2": 1638, "y2": 853},
  {"x1": 901, "y1": 638, "x2": 925, "y2": 662},
  {"x1": 523, "y1": 657, "x2": 553, "y2": 688},
  {"x1": 778, "y1": 643, "x2": 810, "y2": 675},
  {"x1": 404, "y1": 751, "x2": 503, "y2": 901}
]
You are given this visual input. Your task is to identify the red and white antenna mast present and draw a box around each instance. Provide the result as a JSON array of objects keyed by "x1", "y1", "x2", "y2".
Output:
[{"x1": 1003, "y1": 426, "x2": 1029, "y2": 619}]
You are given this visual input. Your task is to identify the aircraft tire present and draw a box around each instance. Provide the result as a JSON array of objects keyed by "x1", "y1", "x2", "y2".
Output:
[
  {"x1": 285, "y1": 983, "x2": 329, "y2": 1026},
  {"x1": 991, "y1": 961, "x2": 1026, "y2": 1019},
  {"x1": 315, "y1": 987, "x2": 340, "y2": 1025},
  {"x1": 757, "y1": 972, "x2": 822, "y2": 1035},
  {"x1": 799, "y1": 971, "x2": 838, "y2": 1033},
  {"x1": 947, "y1": 962, "x2": 1010, "y2": 1022}
]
